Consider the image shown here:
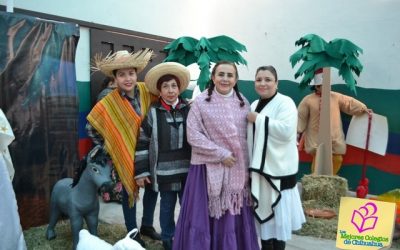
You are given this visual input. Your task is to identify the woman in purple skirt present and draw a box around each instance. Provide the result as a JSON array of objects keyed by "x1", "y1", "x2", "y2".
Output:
[{"x1": 173, "y1": 61, "x2": 259, "y2": 250}]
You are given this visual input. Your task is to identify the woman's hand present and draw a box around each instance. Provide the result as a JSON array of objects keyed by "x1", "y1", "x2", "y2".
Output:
[
  {"x1": 247, "y1": 112, "x2": 258, "y2": 123},
  {"x1": 136, "y1": 177, "x2": 151, "y2": 188},
  {"x1": 222, "y1": 155, "x2": 236, "y2": 167}
]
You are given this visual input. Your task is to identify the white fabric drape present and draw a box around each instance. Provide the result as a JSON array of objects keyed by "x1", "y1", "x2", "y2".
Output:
[
  {"x1": 256, "y1": 186, "x2": 306, "y2": 241},
  {"x1": 0, "y1": 109, "x2": 15, "y2": 180},
  {"x1": 0, "y1": 109, "x2": 27, "y2": 250}
]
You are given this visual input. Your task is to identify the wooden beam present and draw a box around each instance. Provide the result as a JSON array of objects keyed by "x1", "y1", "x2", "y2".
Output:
[{"x1": 315, "y1": 68, "x2": 333, "y2": 175}]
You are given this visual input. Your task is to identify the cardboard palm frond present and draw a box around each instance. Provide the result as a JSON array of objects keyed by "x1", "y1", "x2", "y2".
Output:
[
  {"x1": 289, "y1": 34, "x2": 363, "y2": 93},
  {"x1": 163, "y1": 35, "x2": 247, "y2": 91},
  {"x1": 163, "y1": 36, "x2": 198, "y2": 66}
]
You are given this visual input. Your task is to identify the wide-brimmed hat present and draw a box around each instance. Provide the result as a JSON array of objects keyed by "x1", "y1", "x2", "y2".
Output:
[
  {"x1": 92, "y1": 49, "x2": 153, "y2": 77},
  {"x1": 145, "y1": 62, "x2": 190, "y2": 95}
]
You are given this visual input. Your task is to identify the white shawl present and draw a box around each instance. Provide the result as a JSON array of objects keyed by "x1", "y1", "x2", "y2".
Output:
[{"x1": 247, "y1": 93, "x2": 299, "y2": 222}]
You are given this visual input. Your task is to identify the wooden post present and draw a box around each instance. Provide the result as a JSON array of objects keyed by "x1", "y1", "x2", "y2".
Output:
[{"x1": 315, "y1": 68, "x2": 333, "y2": 175}]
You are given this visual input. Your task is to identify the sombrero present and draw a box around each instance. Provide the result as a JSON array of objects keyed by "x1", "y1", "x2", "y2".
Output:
[
  {"x1": 92, "y1": 49, "x2": 153, "y2": 77},
  {"x1": 145, "y1": 62, "x2": 190, "y2": 95}
]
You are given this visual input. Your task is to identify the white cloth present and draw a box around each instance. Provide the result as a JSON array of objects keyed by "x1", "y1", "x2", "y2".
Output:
[
  {"x1": 247, "y1": 93, "x2": 299, "y2": 221},
  {"x1": 77, "y1": 229, "x2": 145, "y2": 250},
  {"x1": 0, "y1": 109, "x2": 15, "y2": 180},
  {"x1": 247, "y1": 93, "x2": 298, "y2": 177},
  {"x1": 0, "y1": 153, "x2": 27, "y2": 250},
  {"x1": 256, "y1": 186, "x2": 306, "y2": 241},
  {"x1": 0, "y1": 109, "x2": 26, "y2": 250}
]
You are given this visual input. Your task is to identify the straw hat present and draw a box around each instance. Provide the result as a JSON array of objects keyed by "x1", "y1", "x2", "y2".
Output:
[
  {"x1": 92, "y1": 49, "x2": 153, "y2": 77},
  {"x1": 145, "y1": 62, "x2": 190, "y2": 95}
]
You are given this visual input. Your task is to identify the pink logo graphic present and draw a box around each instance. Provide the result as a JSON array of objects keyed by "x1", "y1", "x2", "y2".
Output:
[{"x1": 351, "y1": 202, "x2": 378, "y2": 233}]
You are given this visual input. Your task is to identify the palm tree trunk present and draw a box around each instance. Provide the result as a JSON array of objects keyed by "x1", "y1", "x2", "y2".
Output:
[{"x1": 315, "y1": 68, "x2": 333, "y2": 175}]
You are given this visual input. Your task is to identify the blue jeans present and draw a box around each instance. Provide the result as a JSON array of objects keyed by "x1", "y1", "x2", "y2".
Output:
[
  {"x1": 122, "y1": 186, "x2": 158, "y2": 231},
  {"x1": 159, "y1": 190, "x2": 183, "y2": 241}
]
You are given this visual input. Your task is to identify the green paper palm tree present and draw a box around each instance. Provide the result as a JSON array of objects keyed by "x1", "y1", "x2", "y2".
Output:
[
  {"x1": 289, "y1": 34, "x2": 363, "y2": 93},
  {"x1": 163, "y1": 35, "x2": 247, "y2": 91}
]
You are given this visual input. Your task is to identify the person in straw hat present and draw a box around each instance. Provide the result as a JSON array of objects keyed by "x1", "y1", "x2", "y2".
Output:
[
  {"x1": 297, "y1": 68, "x2": 370, "y2": 175},
  {"x1": 86, "y1": 49, "x2": 160, "y2": 247},
  {"x1": 134, "y1": 62, "x2": 191, "y2": 250}
]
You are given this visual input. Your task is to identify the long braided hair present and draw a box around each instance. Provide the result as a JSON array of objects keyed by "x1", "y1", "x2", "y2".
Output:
[{"x1": 205, "y1": 61, "x2": 245, "y2": 107}]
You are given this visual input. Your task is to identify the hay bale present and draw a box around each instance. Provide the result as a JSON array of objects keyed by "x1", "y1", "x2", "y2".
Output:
[
  {"x1": 301, "y1": 174, "x2": 348, "y2": 208},
  {"x1": 295, "y1": 216, "x2": 338, "y2": 239}
]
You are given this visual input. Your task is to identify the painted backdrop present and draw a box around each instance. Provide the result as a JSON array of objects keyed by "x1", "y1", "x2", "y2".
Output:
[{"x1": 0, "y1": 11, "x2": 80, "y2": 228}]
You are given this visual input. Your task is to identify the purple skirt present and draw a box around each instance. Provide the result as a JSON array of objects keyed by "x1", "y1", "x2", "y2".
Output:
[{"x1": 173, "y1": 165, "x2": 259, "y2": 250}]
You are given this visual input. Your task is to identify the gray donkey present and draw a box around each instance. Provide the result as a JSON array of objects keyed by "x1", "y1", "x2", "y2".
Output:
[{"x1": 46, "y1": 146, "x2": 113, "y2": 249}]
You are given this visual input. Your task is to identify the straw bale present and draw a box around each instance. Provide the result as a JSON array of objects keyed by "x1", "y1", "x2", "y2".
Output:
[{"x1": 301, "y1": 174, "x2": 348, "y2": 208}]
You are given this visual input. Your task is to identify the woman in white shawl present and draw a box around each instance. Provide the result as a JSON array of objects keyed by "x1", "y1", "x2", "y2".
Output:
[{"x1": 247, "y1": 66, "x2": 305, "y2": 250}]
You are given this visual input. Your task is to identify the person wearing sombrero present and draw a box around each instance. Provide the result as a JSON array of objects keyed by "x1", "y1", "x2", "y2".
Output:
[
  {"x1": 134, "y1": 62, "x2": 191, "y2": 250},
  {"x1": 86, "y1": 49, "x2": 160, "y2": 247}
]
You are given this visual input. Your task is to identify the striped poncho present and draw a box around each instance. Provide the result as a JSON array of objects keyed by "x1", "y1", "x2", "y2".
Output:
[{"x1": 87, "y1": 82, "x2": 155, "y2": 206}]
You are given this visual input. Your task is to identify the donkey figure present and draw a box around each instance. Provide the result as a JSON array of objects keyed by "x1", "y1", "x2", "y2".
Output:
[{"x1": 46, "y1": 145, "x2": 113, "y2": 249}]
